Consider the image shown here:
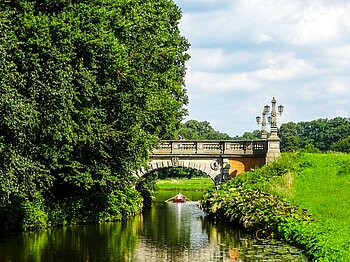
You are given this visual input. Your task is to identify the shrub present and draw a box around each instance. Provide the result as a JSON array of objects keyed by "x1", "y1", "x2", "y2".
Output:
[{"x1": 0, "y1": 194, "x2": 48, "y2": 232}]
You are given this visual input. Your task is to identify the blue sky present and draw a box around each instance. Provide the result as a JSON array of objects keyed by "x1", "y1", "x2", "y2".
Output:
[{"x1": 173, "y1": 0, "x2": 350, "y2": 136}]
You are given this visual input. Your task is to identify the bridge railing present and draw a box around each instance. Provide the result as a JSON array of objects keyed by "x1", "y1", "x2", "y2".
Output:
[{"x1": 152, "y1": 140, "x2": 267, "y2": 156}]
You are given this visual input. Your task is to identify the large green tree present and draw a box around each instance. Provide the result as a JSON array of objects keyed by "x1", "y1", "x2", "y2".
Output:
[{"x1": 0, "y1": 0, "x2": 189, "y2": 230}]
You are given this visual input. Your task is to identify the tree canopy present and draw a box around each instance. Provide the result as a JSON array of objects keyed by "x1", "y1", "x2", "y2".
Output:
[
  {"x1": 279, "y1": 117, "x2": 350, "y2": 153},
  {"x1": 178, "y1": 119, "x2": 232, "y2": 140},
  {"x1": 232, "y1": 130, "x2": 261, "y2": 140},
  {"x1": 0, "y1": 0, "x2": 189, "y2": 230}
]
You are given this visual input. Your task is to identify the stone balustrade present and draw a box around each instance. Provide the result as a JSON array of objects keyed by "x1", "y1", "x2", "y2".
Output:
[{"x1": 152, "y1": 140, "x2": 267, "y2": 156}]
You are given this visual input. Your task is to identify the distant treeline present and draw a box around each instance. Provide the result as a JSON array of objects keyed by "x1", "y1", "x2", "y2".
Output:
[
  {"x1": 178, "y1": 120, "x2": 232, "y2": 140},
  {"x1": 279, "y1": 117, "x2": 350, "y2": 153},
  {"x1": 178, "y1": 118, "x2": 350, "y2": 153}
]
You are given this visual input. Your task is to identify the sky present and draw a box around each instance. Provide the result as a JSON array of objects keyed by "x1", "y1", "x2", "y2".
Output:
[{"x1": 173, "y1": 0, "x2": 350, "y2": 136}]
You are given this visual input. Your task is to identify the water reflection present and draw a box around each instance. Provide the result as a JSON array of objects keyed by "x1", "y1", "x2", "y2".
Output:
[
  {"x1": 137, "y1": 202, "x2": 210, "y2": 261},
  {"x1": 0, "y1": 193, "x2": 308, "y2": 262},
  {"x1": 0, "y1": 218, "x2": 141, "y2": 262},
  {"x1": 137, "y1": 202, "x2": 308, "y2": 262}
]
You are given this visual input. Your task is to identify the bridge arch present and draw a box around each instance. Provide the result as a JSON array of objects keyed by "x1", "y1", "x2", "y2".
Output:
[{"x1": 137, "y1": 158, "x2": 226, "y2": 185}]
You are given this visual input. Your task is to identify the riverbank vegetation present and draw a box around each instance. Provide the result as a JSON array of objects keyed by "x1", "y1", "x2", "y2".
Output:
[
  {"x1": 200, "y1": 152, "x2": 350, "y2": 261},
  {"x1": 0, "y1": 0, "x2": 189, "y2": 232}
]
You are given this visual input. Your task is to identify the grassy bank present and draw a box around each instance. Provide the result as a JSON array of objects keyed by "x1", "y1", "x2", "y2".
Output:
[
  {"x1": 291, "y1": 153, "x2": 350, "y2": 260},
  {"x1": 200, "y1": 152, "x2": 350, "y2": 261},
  {"x1": 156, "y1": 177, "x2": 215, "y2": 191}
]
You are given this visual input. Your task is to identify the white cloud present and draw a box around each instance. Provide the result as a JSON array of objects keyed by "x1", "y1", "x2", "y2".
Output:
[
  {"x1": 324, "y1": 45, "x2": 350, "y2": 68},
  {"x1": 252, "y1": 52, "x2": 319, "y2": 81},
  {"x1": 180, "y1": 0, "x2": 350, "y2": 47},
  {"x1": 256, "y1": 33, "x2": 274, "y2": 44},
  {"x1": 188, "y1": 48, "x2": 258, "y2": 72},
  {"x1": 327, "y1": 82, "x2": 350, "y2": 95},
  {"x1": 187, "y1": 70, "x2": 259, "y2": 93},
  {"x1": 286, "y1": 4, "x2": 350, "y2": 45},
  {"x1": 175, "y1": 0, "x2": 350, "y2": 135}
]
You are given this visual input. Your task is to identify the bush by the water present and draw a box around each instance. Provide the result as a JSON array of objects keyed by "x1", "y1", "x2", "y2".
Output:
[{"x1": 0, "y1": 188, "x2": 142, "y2": 232}]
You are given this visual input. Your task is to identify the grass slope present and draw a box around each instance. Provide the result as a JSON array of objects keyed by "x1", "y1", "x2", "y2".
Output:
[
  {"x1": 261, "y1": 152, "x2": 350, "y2": 260},
  {"x1": 291, "y1": 153, "x2": 350, "y2": 259}
]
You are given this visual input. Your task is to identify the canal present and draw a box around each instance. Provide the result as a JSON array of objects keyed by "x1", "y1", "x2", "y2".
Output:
[{"x1": 0, "y1": 190, "x2": 308, "y2": 261}]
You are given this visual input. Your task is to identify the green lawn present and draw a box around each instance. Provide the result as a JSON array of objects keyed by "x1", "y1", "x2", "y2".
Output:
[
  {"x1": 156, "y1": 177, "x2": 215, "y2": 191},
  {"x1": 291, "y1": 153, "x2": 350, "y2": 259}
]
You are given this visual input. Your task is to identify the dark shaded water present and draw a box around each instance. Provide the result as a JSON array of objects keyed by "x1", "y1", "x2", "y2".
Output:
[{"x1": 0, "y1": 191, "x2": 308, "y2": 261}]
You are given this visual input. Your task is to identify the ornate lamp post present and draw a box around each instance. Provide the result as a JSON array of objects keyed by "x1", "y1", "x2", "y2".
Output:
[
  {"x1": 256, "y1": 97, "x2": 284, "y2": 162},
  {"x1": 256, "y1": 104, "x2": 271, "y2": 140},
  {"x1": 268, "y1": 97, "x2": 284, "y2": 140}
]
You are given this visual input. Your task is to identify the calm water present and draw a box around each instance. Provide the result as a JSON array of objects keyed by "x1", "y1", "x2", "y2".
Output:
[{"x1": 0, "y1": 191, "x2": 308, "y2": 262}]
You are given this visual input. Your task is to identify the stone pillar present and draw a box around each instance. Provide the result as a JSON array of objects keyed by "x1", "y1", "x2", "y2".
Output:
[
  {"x1": 266, "y1": 127, "x2": 280, "y2": 163},
  {"x1": 266, "y1": 97, "x2": 281, "y2": 163}
]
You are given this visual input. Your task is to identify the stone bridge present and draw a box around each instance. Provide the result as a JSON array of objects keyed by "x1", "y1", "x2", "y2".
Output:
[{"x1": 137, "y1": 138, "x2": 280, "y2": 185}]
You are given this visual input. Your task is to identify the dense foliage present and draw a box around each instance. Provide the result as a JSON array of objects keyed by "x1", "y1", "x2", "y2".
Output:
[
  {"x1": 200, "y1": 153, "x2": 346, "y2": 261},
  {"x1": 0, "y1": 0, "x2": 189, "y2": 231},
  {"x1": 178, "y1": 120, "x2": 232, "y2": 140},
  {"x1": 232, "y1": 130, "x2": 262, "y2": 140},
  {"x1": 279, "y1": 117, "x2": 350, "y2": 153}
]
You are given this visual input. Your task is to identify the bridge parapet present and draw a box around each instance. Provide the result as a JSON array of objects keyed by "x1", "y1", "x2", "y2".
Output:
[{"x1": 152, "y1": 140, "x2": 267, "y2": 156}]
